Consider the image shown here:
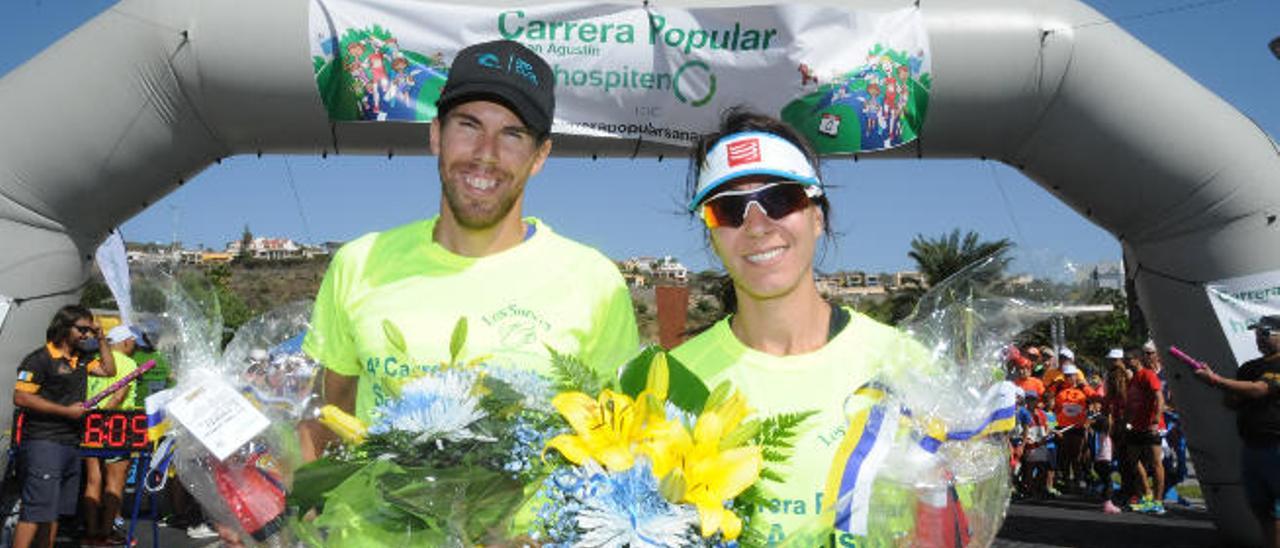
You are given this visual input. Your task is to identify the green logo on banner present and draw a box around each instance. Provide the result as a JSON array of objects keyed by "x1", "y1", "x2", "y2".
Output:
[
  {"x1": 550, "y1": 59, "x2": 717, "y2": 108},
  {"x1": 673, "y1": 60, "x2": 716, "y2": 107}
]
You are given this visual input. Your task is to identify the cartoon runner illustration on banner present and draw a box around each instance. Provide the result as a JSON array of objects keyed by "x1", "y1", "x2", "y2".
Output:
[{"x1": 781, "y1": 44, "x2": 931, "y2": 154}]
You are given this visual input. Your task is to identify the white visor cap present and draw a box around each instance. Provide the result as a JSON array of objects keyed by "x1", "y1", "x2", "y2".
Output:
[{"x1": 689, "y1": 131, "x2": 821, "y2": 211}]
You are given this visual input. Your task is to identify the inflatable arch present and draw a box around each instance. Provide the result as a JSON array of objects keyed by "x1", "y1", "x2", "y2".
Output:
[{"x1": 0, "y1": 0, "x2": 1276, "y2": 543}]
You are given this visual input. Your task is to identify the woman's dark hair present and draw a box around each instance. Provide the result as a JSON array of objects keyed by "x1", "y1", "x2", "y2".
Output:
[
  {"x1": 685, "y1": 106, "x2": 831, "y2": 234},
  {"x1": 46, "y1": 304, "x2": 93, "y2": 343},
  {"x1": 1105, "y1": 364, "x2": 1128, "y2": 403}
]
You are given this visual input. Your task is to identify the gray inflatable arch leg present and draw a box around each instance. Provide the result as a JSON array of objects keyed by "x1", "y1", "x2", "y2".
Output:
[{"x1": 0, "y1": 0, "x2": 1275, "y2": 544}]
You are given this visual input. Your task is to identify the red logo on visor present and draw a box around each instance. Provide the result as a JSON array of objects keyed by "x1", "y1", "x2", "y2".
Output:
[{"x1": 726, "y1": 138, "x2": 761, "y2": 167}]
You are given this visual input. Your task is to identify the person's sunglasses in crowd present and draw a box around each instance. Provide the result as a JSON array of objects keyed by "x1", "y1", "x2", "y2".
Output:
[
  {"x1": 699, "y1": 181, "x2": 823, "y2": 229},
  {"x1": 72, "y1": 323, "x2": 98, "y2": 336}
]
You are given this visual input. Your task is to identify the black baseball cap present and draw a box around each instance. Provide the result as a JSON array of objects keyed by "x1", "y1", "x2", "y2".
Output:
[
  {"x1": 435, "y1": 40, "x2": 555, "y2": 137},
  {"x1": 1248, "y1": 315, "x2": 1280, "y2": 331}
]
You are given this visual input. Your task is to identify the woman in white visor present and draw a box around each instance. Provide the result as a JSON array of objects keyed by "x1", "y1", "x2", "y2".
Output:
[{"x1": 672, "y1": 108, "x2": 922, "y2": 544}]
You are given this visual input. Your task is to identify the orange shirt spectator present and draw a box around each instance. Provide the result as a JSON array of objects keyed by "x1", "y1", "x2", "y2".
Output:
[
  {"x1": 1056, "y1": 385, "x2": 1093, "y2": 427},
  {"x1": 1042, "y1": 366, "x2": 1064, "y2": 388},
  {"x1": 1016, "y1": 376, "x2": 1045, "y2": 399},
  {"x1": 1054, "y1": 363, "x2": 1095, "y2": 427}
]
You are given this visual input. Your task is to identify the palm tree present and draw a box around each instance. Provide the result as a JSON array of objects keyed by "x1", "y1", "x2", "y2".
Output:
[
  {"x1": 909, "y1": 229, "x2": 1014, "y2": 287},
  {"x1": 886, "y1": 229, "x2": 1014, "y2": 323}
]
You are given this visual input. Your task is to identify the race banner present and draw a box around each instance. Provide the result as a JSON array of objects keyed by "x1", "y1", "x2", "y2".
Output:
[
  {"x1": 1206, "y1": 269, "x2": 1280, "y2": 365},
  {"x1": 309, "y1": 0, "x2": 931, "y2": 153}
]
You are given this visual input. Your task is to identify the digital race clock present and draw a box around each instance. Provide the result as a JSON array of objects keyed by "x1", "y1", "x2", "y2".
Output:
[{"x1": 81, "y1": 409, "x2": 149, "y2": 450}]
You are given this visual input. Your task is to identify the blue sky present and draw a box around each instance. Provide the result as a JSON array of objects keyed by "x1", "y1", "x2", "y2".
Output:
[{"x1": 2, "y1": 0, "x2": 1277, "y2": 273}]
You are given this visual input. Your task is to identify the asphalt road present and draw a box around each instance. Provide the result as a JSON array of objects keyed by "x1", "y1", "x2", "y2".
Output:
[{"x1": 994, "y1": 495, "x2": 1221, "y2": 548}]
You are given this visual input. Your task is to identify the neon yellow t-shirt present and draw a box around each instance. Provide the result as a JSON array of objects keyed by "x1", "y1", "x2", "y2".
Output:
[
  {"x1": 672, "y1": 308, "x2": 927, "y2": 545},
  {"x1": 86, "y1": 350, "x2": 138, "y2": 410},
  {"x1": 304, "y1": 216, "x2": 640, "y2": 422}
]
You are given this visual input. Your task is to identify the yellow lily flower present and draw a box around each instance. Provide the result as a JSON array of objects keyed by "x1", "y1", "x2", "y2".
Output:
[
  {"x1": 638, "y1": 416, "x2": 693, "y2": 478},
  {"x1": 671, "y1": 389, "x2": 764, "y2": 540},
  {"x1": 545, "y1": 389, "x2": 643, "y2": 471},
  {"x1": 544, "y1": 352, "x2": 765, "y2": 541},
  {"x1": 545, "y1": 353, "x2": 683, "y2": 472}
]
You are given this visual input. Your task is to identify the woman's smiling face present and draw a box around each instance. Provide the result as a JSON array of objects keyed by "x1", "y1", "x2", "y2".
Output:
[{"x1": 708, "y1": 176, "x2": 824, "y2": 302}]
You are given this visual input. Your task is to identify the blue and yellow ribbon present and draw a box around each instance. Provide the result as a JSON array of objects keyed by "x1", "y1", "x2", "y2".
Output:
[{"x1": 823, "y1": 380, "x2": 1019, "y2": 535}]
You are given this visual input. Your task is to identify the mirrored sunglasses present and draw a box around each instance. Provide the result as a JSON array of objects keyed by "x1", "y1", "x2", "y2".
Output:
[{"x1": 699, "y1": 182, "x2": 821, "y2": 229}]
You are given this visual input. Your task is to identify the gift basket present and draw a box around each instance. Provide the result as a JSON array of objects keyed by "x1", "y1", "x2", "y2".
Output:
[
  {"x1": 137, "y1": 273, "x2": 313, "y2": 546},
  {"x1": 790, "y1": 253, "x2": 1083, "y2": 547}
]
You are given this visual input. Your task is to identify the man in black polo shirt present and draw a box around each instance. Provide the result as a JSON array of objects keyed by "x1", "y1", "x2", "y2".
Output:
[
  {"x1": 1195, "y1": 314, "x2": 1280, "y2": 548},
  {"x1": 12, "y1": 305, "x2": 116, "y2": 548}
]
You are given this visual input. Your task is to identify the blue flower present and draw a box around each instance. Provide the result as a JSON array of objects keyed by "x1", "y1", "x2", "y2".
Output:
[
  {"x1": 501, "y1": 417, "x2": 559, "y2": 478},
  {"x1": 368, "y1": 369, "x2": 488, "y2": 442},
  {"x1": 484, "y1": 366, "x2": 555, "y2": 411},
  {"x1": 543, "y1": 460, "x2": 698, "y2": 547}
]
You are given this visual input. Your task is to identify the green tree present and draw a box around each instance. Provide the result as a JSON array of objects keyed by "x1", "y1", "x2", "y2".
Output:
[
  {"x1": 238, "y1": 224, "x2": 254, "y2": 262},
  {"x1": 79, "y1": 280, "x2": 114, "y2": 309},
  {"x1": 908, "y1": 229, "x2": 1014, "y2": 287}
]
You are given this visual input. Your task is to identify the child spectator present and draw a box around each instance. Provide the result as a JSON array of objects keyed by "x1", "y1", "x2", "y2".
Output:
[
  {"x1": 1022, "y1": 390, "x2": 1053, "y2": 498},
  {"x1": 1043, "y1": 393, "x2": 1061, "y2": 497},
  {"x1": 1088, "y1": 397, "x2": 1121, "y2": 513}
]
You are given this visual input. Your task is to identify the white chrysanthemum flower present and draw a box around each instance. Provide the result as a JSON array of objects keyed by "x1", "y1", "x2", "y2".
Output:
[
  {"x1": 572, "y1": 461, "x2": 699, "y2": 548},
  {"x1": 369, "y1": 369, "x2": 489, "y2": 443}
]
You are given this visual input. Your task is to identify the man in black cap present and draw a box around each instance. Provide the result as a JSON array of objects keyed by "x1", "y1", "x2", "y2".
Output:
[
  {"x1": 1194, "y1": 314, "x2": 1280, "y2": 547},
  {"x1": 300, "y1": 38, "x2": 638, "y2": 454}
]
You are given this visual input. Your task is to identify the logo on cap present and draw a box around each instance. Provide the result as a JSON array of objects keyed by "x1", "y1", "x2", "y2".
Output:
[
  {"x1": 726, "y1": 138, "x2": 761, "y2": 167},
  {"x1": 474, "y1": 52, "x2": 538, "y2": 87},
  {"x1": 512, "y1": 57, "x2": 538, "y2": 86},
  {"x1": 477, "y1": 53, "x2": 501, "y2": 68}
]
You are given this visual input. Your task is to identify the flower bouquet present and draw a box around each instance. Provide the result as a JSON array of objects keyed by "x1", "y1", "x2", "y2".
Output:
[
  {"x1": 288, "y1": 317, "x2": 561, "y2": 546},
  {"x1": 532, "y1": 348, "x2": 814, "y2": 547}
]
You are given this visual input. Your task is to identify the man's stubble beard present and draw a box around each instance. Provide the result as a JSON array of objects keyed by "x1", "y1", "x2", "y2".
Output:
[{"x1": 440, "y1": 170, "x2": 526, "y2": 230}]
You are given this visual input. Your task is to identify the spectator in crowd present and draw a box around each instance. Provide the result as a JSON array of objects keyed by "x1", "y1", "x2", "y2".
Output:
[
  {"x1": 1102, "y1": 352, "x2": 1133, "y2": 504},
  {"x1": 1125, "y1": 340, "x2": 1166, "y2": 515},
  {"x1": 1193, "y1": 315, "x2": 1280, "y2": 547},
  {"x1": 1011, "y1": 391, "x2": 1034, "y2": 494},
  {"x1": 1013, "y1": 358, "x2": 1045, "y2": 400},
  {"x1": 129, "y1": 326, "x2": 169, "y2": 409},
  {"x1": 1104, "y1": 348, "x2": 1125, "y2": 374},
  {"x1": 1089, "y1": 371, "x2": 1106, "y2": 399},
  {"x1": 1145, "y1": 339, "x2": 1176, "y2": 409},
  {"x1": 1162, "y1": 402, "x2": 1191, "y2": 507},
  {"x1": 1021, "y1": 390, "x2": 1053, "y2": 498},
  {"x1": 1025, "y1": 346, "x2": 1046, "y2": 377},
  {"x1": 1043, "y1": 348, "x2": 1069, "y2": 390},
  {"x1": 12, "y1": 305, "x2": 116, "y2": 548},
  {"x1": 1124, "y1": 347, "x2": 1143, "y2": 379},
  {"x1": 81, "y1": 326, "x2": 142, "y2": 546},
  {"x1": 1054, "y1": 362, "x2": 1094, "y2": 492},
  {"x1": 1143, "y1": 339, "x2": 1163, "y2": 376},
  {"x1": 1043, "y1": 392, "x2": 1062, "y2": 497},
  {"x1": 1087, "y1": 395, "x2": 1121, "y2": 513}
]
